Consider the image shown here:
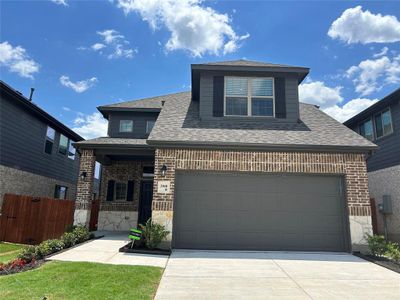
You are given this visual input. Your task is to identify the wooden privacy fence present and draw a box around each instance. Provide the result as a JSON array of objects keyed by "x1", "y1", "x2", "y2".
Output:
[{"x1": 0, "y1": 194, "x2": 75, "y2": 245}]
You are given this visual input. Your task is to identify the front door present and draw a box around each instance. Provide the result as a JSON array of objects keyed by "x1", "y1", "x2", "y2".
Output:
[{"x1": 138, "y1": 181, "x2": 153, "y2": 225}]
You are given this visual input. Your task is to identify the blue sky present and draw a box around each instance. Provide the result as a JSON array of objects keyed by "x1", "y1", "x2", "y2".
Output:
[{"x1": 1, "y1": 0, "x2": 399, "y2": 139}]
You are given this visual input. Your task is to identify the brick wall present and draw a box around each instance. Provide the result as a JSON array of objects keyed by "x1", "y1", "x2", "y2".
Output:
[
  {"x1": 75, "y1": 149, "x2": 95, "y2": 210},
  {"x1": 99, "y1": 160, "x2": 154, "y2": 212},
  {"x1": 152, "y1": 149, "x2": 371, "y2": 217}
]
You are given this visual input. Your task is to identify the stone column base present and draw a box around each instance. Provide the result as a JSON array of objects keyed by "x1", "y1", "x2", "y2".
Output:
[
  {"x1": 349, "y1": 215, "x2": 373, "y2": 253},
  {"x1": 152, "y1": 210, "x2": 173, "y2": 249},
  {"x1": 74, "y1": 209, "x2": 91, "y2": 227}
]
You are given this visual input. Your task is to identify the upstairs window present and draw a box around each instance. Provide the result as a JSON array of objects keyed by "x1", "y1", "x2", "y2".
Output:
[
  {"x1": 68, "y1": 141, "x2": 76, "y2": 160},
  {"x1": 359, "y1": 119, "x2": 374, "y2": 141},
  {"x1": 146, "y1": 120, "x2": 155, "y2": 134},
  {"x1": 375, "y1": 109, "x2": 393, "y2": 139},
  {"x1": 119, "y1": 120, "x2": 133, "y2": 132},
  {"x1": 225, "y1": 77, "x2": 274, "y2": 117},
  {"x1": 44, "y1": 126, "x2": 55, "y2": 154},
  {"x1": 58, "y1": 134, "x2": 69, "y2": 155}
]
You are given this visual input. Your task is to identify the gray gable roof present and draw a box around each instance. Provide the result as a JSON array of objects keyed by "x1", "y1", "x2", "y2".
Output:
[
  {"x1": 146, "y1": 92, "x2": 377, "y2": 152},
  {"x1": 97, "y1": 91, "x2": 189, "y2": 118}
]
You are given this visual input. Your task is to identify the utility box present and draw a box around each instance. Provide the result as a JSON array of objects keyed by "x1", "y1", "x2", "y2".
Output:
[{"x1": 378, "y1": 195, "x2": 393, "y2": 214}]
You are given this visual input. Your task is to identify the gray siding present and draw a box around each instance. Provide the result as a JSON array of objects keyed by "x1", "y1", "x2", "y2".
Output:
[
  {"x1": 107, "y1": 111, "x2": 159, "y2": 138},
  {"x1": 198, "y1": 71, "x2": 300, "y2": 122},
  {"x1": 349, "y1": 101, "x2": 400, "y2": 172},
  {"x1": 0, "y1": 94, "x2": 80, "y2": 184}
]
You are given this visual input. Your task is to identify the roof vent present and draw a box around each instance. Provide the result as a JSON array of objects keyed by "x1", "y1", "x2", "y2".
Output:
[
  {"x1": 161, "y1": 100, "x2": 165, "y2": 106},
  {"x1": 29, "y1": 88, "x2": 35, "y2": 101}
]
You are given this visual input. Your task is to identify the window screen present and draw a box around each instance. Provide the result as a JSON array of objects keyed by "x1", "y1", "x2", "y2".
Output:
[{"x1": 58, "y1": 134, "x2": 69, "y2": 155}]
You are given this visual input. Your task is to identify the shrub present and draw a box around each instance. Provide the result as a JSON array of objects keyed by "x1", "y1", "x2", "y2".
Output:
[
  {"x1": 72, "y1": 225, "x2": 90, "y2": 243},
  {"x1": 61, "y1": 232, "x2": 78, "y2": 248},
  {"x1": 139, "y1": 218, "x2": 169, "y2": 249},
  {"x1": 17, "y1": 246, "x2": 37, "y2": 263},
  {"x1": 366, "y1": 234, "x2": 387, "y2": 256},
  {"x1": 36, "y1": 239, "x2": 65, "y2": 258},
  {"x1": 65, "y1": 224, "x2": 75, "y2": 233},
  {"x1": 386, "y1": 242, "x2": 400, "y2": 263}
]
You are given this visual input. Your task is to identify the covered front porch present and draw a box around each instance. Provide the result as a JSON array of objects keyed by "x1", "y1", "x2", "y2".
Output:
[{"x1": 73, "y1": 138, "x2": 156, "y2": 231}]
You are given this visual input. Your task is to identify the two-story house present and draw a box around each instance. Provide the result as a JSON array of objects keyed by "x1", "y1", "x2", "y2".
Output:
[
  {"x1": 344, "y1": 88, "x2": 400, "y2": 242},
  {"x1": 0, "y1": 81, "x2": 84, "y2": 209},
  {"x1": 74, "y1": 60, "x2": 377, "y2": 252}
]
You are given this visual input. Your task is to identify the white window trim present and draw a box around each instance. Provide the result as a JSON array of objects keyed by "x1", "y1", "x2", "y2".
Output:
[
  {"x1": 146, "y1": 120, "x2": 155, "y2": 134},
  {"x1": 374, "y1": 107, "x2": 393, "y2": 140},
  {"x1": 119, "y1": 120, "x2": 133, "y2": 132},
  {"x1": 223, "y1": 76, "x2": 275, "y2": 117}
]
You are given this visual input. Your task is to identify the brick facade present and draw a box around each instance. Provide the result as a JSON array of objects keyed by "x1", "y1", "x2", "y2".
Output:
[
  {"x1": 99, "y1": 160, "x2": 154, "y2": 211},
  {"x1": 75, "y1": 149, "x2": 96, "y2": 209},
  {"x1": 152, "y1": 149, "x2": 371, "y2": 216}
]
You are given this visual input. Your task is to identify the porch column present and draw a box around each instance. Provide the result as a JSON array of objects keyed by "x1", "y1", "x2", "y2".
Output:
[{"x1": 74, "y1": 149, "x2": 96, "y2": 227}]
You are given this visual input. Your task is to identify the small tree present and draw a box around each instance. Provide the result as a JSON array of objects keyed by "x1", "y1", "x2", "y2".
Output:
[{"x1": 139, "y1": 218, "x2": 169, "y2": 249}]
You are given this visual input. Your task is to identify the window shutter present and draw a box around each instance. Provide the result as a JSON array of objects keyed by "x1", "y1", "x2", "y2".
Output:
[
  {"x1": 106, "y1": 180, "x2": 115, "y2": 202},
  {"x1": 274, "y1": 78, "x2": 286, "y2": 119},
  {"x1": 126, "y1": 180, "x2": 134, "y2": 202},
  {"x1": 213, "y1": 76, "x2": 224, "y2": 117}
]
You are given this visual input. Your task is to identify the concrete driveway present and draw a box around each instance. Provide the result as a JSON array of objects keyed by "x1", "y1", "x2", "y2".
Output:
[{"x1": 155, "y1": 250, "x2": 400, "y2": 300}]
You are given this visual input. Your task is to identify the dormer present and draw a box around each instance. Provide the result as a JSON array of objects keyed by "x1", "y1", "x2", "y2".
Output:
[{"x1": 191, "y1": 60, "x2": 309, "y2": 122}]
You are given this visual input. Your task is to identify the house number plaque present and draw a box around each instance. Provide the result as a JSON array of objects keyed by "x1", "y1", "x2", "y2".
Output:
[{"x1": 157, "y1": 181, "x2": 171, "y2": 193}]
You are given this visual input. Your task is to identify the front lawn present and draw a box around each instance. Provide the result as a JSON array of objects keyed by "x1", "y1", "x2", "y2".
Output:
[
  {"x1": 0, "y1": 242, "x2": 25, "y2": 264},
  {"x1": 0, "y1": 261, "x2": 163, "y2": 300}
]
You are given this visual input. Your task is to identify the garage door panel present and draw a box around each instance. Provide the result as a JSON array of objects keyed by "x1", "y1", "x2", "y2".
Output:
[{"x1": 174, "y1": 172, "x2": 347, "y2": 251}]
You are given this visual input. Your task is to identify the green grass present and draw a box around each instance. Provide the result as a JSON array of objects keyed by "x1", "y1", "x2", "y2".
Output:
[
  {"x1": 0, "y1": 243, "x2": 25, "y2": 264},
  {"x1": 0, "y1": 261, "x2": 163, "y2": 300}
]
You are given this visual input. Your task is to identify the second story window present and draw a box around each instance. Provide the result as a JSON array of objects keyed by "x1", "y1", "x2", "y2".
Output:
[
  {"x1": 58, "y1": 134, "x2": 69, "y2": 155},
  {"x1": 119, "y1": 120, "x2": 133, "y2": 132},
  {"x1": 225, "y1": 77, "x2": 274, "y2": 117},
  {"x1": 375, "y1": 109, "x2": 393, "y2": 139},
  {"x1": 146, "y1": 120, "x2": 155, "y2": 134},
  {"x1": 68, "y1": 141, "x2": 76, "y2": 160},
  {"x1": 359, "y1": 119, "x2": 374, "y2": 141},
  {"x1": 44, "y1": 126, "x2": 55, "y2": 154}
]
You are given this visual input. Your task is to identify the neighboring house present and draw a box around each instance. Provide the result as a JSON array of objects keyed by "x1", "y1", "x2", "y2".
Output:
[
  {"x1": 344, "y1": 89, "x2": 400, "y2": 242},
  {"x1": 74, "y1": 60, "x2": 377, "y2": 252},
  {"x1": 0, "y1": 81, "x2": 84, "y2": 209}
]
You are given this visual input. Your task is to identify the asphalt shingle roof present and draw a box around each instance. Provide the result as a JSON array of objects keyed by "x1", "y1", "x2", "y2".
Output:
[
  {"x1": 74, "y1": 137, "x2": 149, "y2": 148},
  {"x1": 98, "y1": 91, "x2": 189, "y2": 110},
  {"x1": 146, "y1": 92, "x2": 377, "y2": 151}
]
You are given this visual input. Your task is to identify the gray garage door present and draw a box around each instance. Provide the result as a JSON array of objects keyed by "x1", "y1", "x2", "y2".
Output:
[{"x1": 173, "y1": 172, "x2": 349, "y2": 251}]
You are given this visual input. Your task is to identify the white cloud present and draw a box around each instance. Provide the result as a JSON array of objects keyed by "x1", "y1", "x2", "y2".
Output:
[
  {"x1": 0, "y1": 41, "x2": 40, "y2": 79},
  {"x1": 72, "y1": 112, "x2": 108, "y2": 139},
  {"x1": 373, "y1": 46, "x2": 389, "y2": 58},
  {"x1": 62, "y1": 106, "x2": 71, "y2": 111},
  {"x1": 51, "y1": 0, "x2": 68, "y2": 6},
  {"x1": 60, "y1": 76, "x2": 98, "y2": 93},
  {"x1": 328, "y1": 6, "x2": 400, "y2": 44},
  {"x1": 323, "y1": 98, "x2": 379, "y2": 122},
  {"x1": 346, "y1": 55, "x2": 400, "y2": 96},
  {"x1": 299, "y1": 81, "x2": 343, "y2": 109},
  {"x1": 299, "y1": 80, "x2": 377, "y2": 122},
  {"x1": 82, "y1": 29, "x2": 137, "y2": 59},
  {"x1": 114, "y1": 0, "x2": 249, "y2": 57},
  {"x1": 91, "y1": 43, "x2": 106, "y2": 51}
]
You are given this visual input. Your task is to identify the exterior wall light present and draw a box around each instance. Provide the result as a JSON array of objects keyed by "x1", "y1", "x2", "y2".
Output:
[
  {"x1": 160, "y1": 165, "x2": 167, "y2": 177},
  {"x1": 80, "y1": 171, "x2": 87, "y2": 181}
]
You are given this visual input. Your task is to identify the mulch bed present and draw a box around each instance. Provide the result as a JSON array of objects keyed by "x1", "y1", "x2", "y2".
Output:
[
  {"x1": 0, "y1": 259, "x2": 44, "y2": 276},
  {"x1": 354, "y1": 252, "x2": 400, "y2": 274},
  {"x1": 119, "y1": 242, "x2": 170, "y2": 256}
]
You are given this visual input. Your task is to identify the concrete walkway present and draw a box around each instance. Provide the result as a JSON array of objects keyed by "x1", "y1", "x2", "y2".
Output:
[
  {"x1": 49, "y1": 232, "x2": 168, "y2": 268},
  {"x1": 155, "y1": 250, "x2": 400, "y2": 300}
]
